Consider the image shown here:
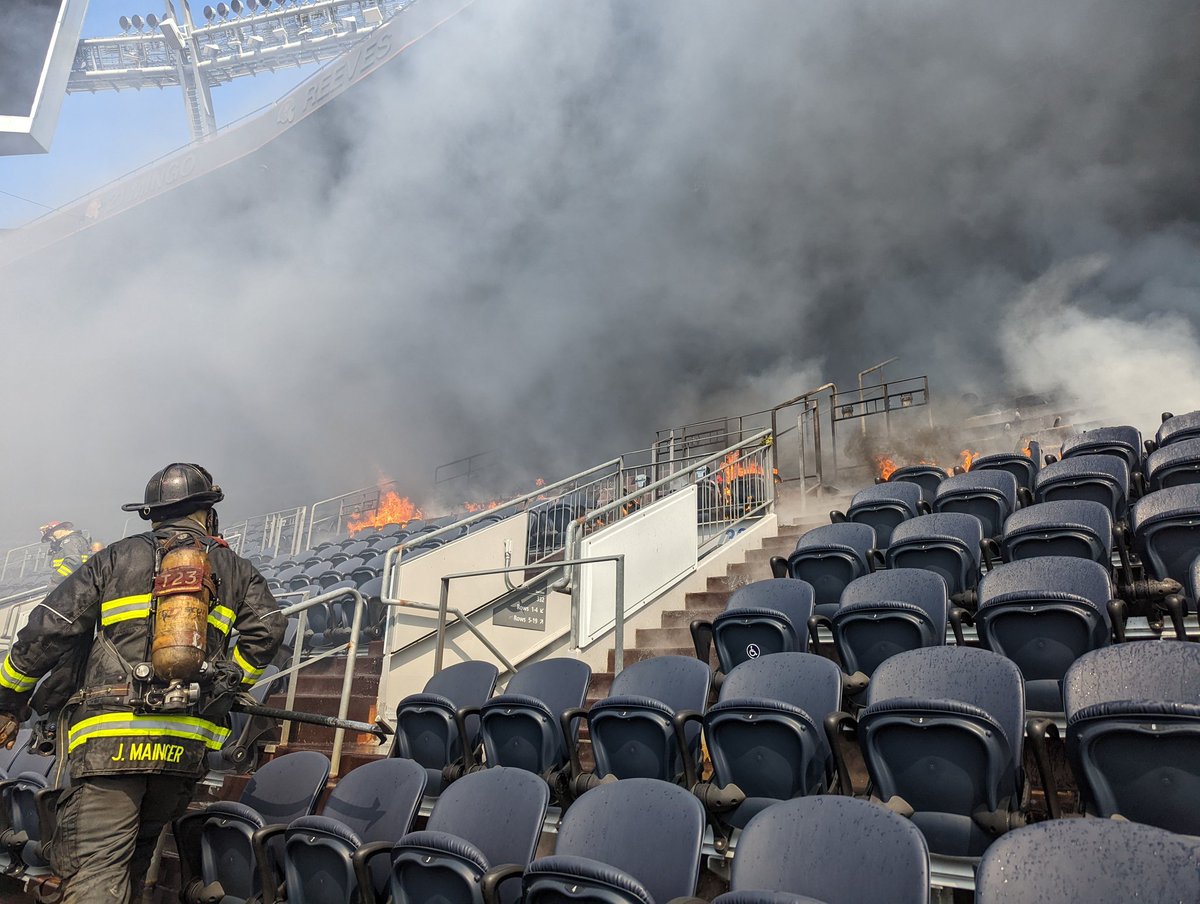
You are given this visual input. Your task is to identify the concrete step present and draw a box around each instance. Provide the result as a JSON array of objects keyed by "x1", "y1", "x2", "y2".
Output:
[
  {"x1": 607, "y1": 645, "x2": 693, "y2": 670},
  {"x1": 683, "y1": 589, "x2": 734, "y2": 609},
  {"x1": 635, "y1": 625, "x2": 694, "y2": 648},
  {"x1": 661, "y1": 606, "x2": 721, "y2": 628}
]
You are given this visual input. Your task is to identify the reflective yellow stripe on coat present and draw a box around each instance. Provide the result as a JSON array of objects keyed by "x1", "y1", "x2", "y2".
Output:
[
  {"x1": 99, "y1": 594, "x2": 152, "y2": 627},
  {"x1": 68, "y1": 712, "x2": 230, "y2": 753},
  {"x1": 231, "y1": 645, "x2": 264, "y2": 685},
  {"x1": 207, "y1": 605, "x2": 236, "y2": 635},
  {"x1": 0, "y1": 654, "x2": 37, "y2": 693}
]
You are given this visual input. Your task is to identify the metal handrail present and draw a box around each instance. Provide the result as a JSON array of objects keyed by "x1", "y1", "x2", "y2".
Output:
[
  {"x1": 306, "y1": 480, "x2": 399, "y2": 549},
  {"x1": 428, "y1": 556, "x2": 627, "y2": 673},
  {"x1": 272, "y1": 586, "x2": 366, "y2": 776}
]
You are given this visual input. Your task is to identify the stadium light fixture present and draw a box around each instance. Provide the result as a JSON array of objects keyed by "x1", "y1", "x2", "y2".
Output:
[
  {"x1": 216, "y1": 3, "x2": 229, "y2": 18},
  {"x1": 202, "y1": 4, "x2": 215, "y2": 20},
  {"x1": 230, "y1": 0, "x2": 244, "y2": 15},
  {"x1": 119, "y1": 14, "x2": 132, "y2": 31},
  {"x1": 131, "y1": 14, "x2": 145, "y2": 30},
  {"x1": 146, "y1": 13, "x2": 160, "y2": 28}
]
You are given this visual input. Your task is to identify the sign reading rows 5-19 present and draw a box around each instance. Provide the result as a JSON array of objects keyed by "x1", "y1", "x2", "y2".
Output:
[{"x1": 0, "y1": 0, "x2": 89, "y2": 155}]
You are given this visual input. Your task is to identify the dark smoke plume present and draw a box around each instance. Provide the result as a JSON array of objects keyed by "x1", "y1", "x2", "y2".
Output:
[{"x1": 2, "y1": 0, "x2": 1199, "y2": 547}]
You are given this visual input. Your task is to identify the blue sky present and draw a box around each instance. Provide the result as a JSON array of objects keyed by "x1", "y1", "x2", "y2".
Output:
[{"x1": 0, "y1": 0, "x2": 311, "y2": 228}]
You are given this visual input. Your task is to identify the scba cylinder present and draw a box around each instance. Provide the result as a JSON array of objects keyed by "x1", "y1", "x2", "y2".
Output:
[{"x1": 151, "y1": 545, "x2": 211, "y2": 682}]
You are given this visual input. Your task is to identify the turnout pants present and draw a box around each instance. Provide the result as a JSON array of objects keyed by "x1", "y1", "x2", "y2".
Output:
[{"x1": 47, "y1": 773, "x2": 196, "y2": 904}]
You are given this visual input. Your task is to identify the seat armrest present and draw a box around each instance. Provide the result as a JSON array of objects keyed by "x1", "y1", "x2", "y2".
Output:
[
  {"x1": 807, "y1": 614, "x2": 833, "y2": 654},
  {"x1": 454, "y1": 706, "x2": 482, "y2": 771},
  {"x1": 948, "y1": 607, "x2": 973, "y2": 646},
  {"x1": 481, "y1": 862, "x2": 526, "y2": 904},
  {"x1": 350, "y1": 840, "x2": 394, "y2": 904},
  {"x1": 34, "y1": 787, "x2": 64, "y2": 844},
  {"x1": 251, "y1": 824, "x2": 289, "y2": 904},
  {"x1": 689, "y1": 619, "x2": 714, "y2": 666},
  {"x1": 824, "y1": 711, "x2": 858, "y2": 795},
  {"x1": 673, "y1": 710, "x2": 705, "y2": 789},
  {"x1": 1026, "y1": 718, "x2": 1062, "y2": 821},
  {"x1": 172, "y1": 809, "x2": 209, "y2": 890},
  {"x1": 560, "y1": 707, "x2": 589, "y2": 783}
]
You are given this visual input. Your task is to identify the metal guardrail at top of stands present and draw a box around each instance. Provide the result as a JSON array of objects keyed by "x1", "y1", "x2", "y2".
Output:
[
  {"x1": 0, "y1": 585, "x2": 49, "y2": 653},
  {"x1": 224, "y1": 505, "x2": 308, "y2": 560},
  {"x1": 272, "y1": 586, "x2": 367, "y2": 777},
  {"x1": 0, "y1": 542, "x2": 49, "y2": 586},
  {"x1": 306, "y1": 480, "x2": 400, "y2": 549}
]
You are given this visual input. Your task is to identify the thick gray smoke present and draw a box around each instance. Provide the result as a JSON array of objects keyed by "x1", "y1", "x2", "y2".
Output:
[{"x1": 2, "y1": 0, "x2": 1199, "y2": 547}]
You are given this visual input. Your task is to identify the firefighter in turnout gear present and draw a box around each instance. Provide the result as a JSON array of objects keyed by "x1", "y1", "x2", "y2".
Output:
[
  {"x1": 40, "y1": 520, "x2": 93, "y2": 586},
  {"x1": 0, "y1": 464, "x2": 286, "y2": 904}
]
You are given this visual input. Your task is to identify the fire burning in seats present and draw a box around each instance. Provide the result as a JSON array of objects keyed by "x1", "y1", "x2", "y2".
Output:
[
  {"x1": 347, "y1": 490, "x2": 424, "y2": 534},
  {"x1": 873, "y1": 449, "x2": 980, "y2": 480}
]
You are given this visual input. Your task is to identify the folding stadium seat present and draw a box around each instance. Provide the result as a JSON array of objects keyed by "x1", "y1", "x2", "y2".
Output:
[
  {"x1": 176, "y1": 751, "x2": 331, "y2": 904},
  {"x1": 774, "y1": 523, "x2": 877, "y2": 615},
  {"x1": 933, "y1": 470, "x2": 1019, "y2": 539},
  {"x1": 0, "y1": 743, "x2": 59, "y2": 875},
  {"x1": 1063, "y1": 642, "x2": 1200, "y2": 834},
  {"x1": 257, "y1": 758, "x2": 427, "y2": 904},
  {"x1": 389, "y1": 661, "x2": 499, "y2": 794},
  {"x1": 472, "y1": 658, "x2": 591, "y2": 782},
  {"x1": 1034, "y1": 454, "x2": 1130, "y2": 520},
  {"x1": 1145, "y1": 436, "x2": 1200, "y2": 491},
  {"x1": 852, "y1": 646, "x2": 1026, "y2": 857},
  {"x1": 885, "y1": 464, "x2": 948, "y2": 504},
  {"x1": 975, "y1": 817, "x2": 1200, "y2": 904},
  {"x1": 567, "y1": 655, "x2": 711, "y2": 792},
  {"x1": 1128, "y1": 485, "x2": 1200, "y2": 636},
  {"x1": 689, "y1": 579, "x2": 814, "y2": 679},
  {"x1": 998, "y1": 499, "x2": 1113, "y2": 566},
  {"x1": 830, "y1": 482, "x2": 923, "y2": 548},
  {"x1": 520, "y1": 778, "x2": 706, "y2": 904},
  {"x1": 382, "y1": 767, "x2": 549, "y2": 904},
  {"x1": 701, "y1": 653, "x2": 843, "y2": 831},
  {"x1": 974, "y1": 557, "x2": 1115, "y2": 713},
  {"x1": 274, "y1": 564, "x2": 303, "y2": 584},
  {"x1": 970, "y1": 450, "x2": 1039, "y2": 494},
  {"x1": 1059, "y1": 425, "x2": 1143, "y2": 475},
  {"x1": 711, "y1": 795, "x2": 930, "y2": 904},
  {"x1": 302, "y1": 560, "x2": 330, "y2": 581},
  {"x1": 311, "y1": 542, "x2": 340, "y2": 560},
  {"x1": 1155, "y1": 409, "x2": 1200, "y2": 449},
  {"x1": 884, "y1": 513, "x2": 983, "y2": 604},
  {"x1": 817, "y1": 569, "x2": 950, "y2": 682},
  {"x1": 313, "y1": 569, "x2": 347, "y2": 591},
  {"x1": 371, "y1": 535, "x2": 402, "y2": 553}
]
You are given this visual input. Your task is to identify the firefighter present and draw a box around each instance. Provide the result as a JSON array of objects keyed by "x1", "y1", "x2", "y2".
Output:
[
  {"x1": 39, "y1": 520, "x2": 93, "y2": 586},
  {"x1": 0, "y1": 463, "x2": 286, "y2": 904}
]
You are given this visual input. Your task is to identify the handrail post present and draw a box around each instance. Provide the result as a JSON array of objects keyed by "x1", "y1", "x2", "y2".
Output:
[
  {"x1": 330, "y1": 591, "x2": 364, "y2": 776},
  {"x1": 433, "y1": 577, "x2": 451, "y2": 674},
  {"x1": 614, "y1": 554, "x2": 626, "y2": 674},
  {"x1": 280, "y1": 607, "x2": 307, "y2": 747}
]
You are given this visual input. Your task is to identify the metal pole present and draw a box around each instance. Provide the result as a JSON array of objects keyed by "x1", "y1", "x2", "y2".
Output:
[
  {"x1": 433, "y1": 577, "x2": 451, "y2": 674},
  {"x1": 614, "y1": 555, "x2": 626, "y2": 674},
  {"x1": 330, "y1": 591, "x2": 365, "y2": 776},
  {"x1": 279, "y1": 607, "x2": 307, "y2": 747}
]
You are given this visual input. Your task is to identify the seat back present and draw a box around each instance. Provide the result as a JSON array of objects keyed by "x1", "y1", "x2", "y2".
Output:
[
  {"x1": 933, "y1": 471, "x2": 1018, "y2": 539},
  {"x1": 975, "y1": 818, "x2": 1200, "y2": 904},
  {"x1": 712, "y1": 579, "x2": 814, "y2": 672},
  {"x1": 724, "y1": 796, "x2": 930, "y2": 904},
  {"x1": 200, "y1": 752, "x2": 330, "y2": 901},
  {"x1": 391, "y1": 661, "x2": 499, "y2": 770},
  {"x1": 970, "y1": 452, "x2": 1038, "y2": 493},
  {"x1": 887, "y1": 465, "x2": 948, "y2": 503},
  {"x1": 1146, "y1": 436, "x2": 1200, "y2": 490},
  {"x1": 1034, "y1": 455, "x2": 1130, "y2": 519},
  {"x1": 833, "y1": 569, "x2": 948, "y2": 677},
  {"x1": 283, "y1": 758, "x2": 428, "y2": 904},
  {"x1": 1060, "y1": 425, "x2": 1143, "y2": 473},
  {"x1": 976, "y1": 557, "x2": 1112, "y2": 713},
  {"x1": 523, "y1": 779, "x2": 706, "y2": 904},
  {"x1": 1000, "y1": 500, "x2": 1112, "y2": 565},
  {"x1": 884, "y1": 513, "x2": 983, "y2": 597},
  {"x1": 845, "y1": 482, "x2": 922, "y2": 548},
  {"x1": 787, "y1": 523, "x2": 876, "y2": 607},
  {"x1": 589, "y1": 656, "x2": 711, "y2": 781},
  {"x1": 1130, "y1": 485, "x2": 1200, "y2": 583},
  {"x1": 1156, "y1": 410, "x2": 1200, "y2": 449},
  {"x1": 707, "y1": 654, "x2": 843, "y2": 806},
  {"x1": 860, "y1": 647, "x2": 1024, "y2": 856},
  {"x1": 480, "y1": 658, "x2": 591, "y2": 774},
  {"x1": 391, "y1": 767, "x2": 549, "y2": 904},
  {"x1": 1064, "y1": 642, "x2": 1200, "y2": 833}
]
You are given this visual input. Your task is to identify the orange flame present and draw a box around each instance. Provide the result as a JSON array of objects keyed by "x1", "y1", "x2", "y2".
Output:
[
  {"x1": 1021, "y1": 442, "x2": 1032, "y2": 458},
  {"x1": 718, "y1": 451, "x2": 765, "y2": 488},
  {"x1": 957, "y1": 449, "x2": 979, "y2": 472},
  {"x1": 875, "y1": 456, "x2": 899, "y2": 480},
  {"x1": 464, "y1": 499, "x2": 501, "y2": 513},
  {"x1": 347, "y1": 490, "x2": 424, "y2": 535}
]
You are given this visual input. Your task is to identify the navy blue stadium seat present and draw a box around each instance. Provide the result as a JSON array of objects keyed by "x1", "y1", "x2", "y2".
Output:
[
  {"x1": 521, "y1": 778, "x2": 706, "y2": 904},
  {"x1": 999, "y1": 500, "x2": 1113, "y2": 566},
  {"x1": 177, "y1": 751, "x2": 331, "y2": 904},
  {"x1": 970, "y1": 451, "x2": 1039, "y2": 494},
  {"x1": 386, "y1": 767, "x2": 549, "y2": 904},
  {"x1": 0, "y1": 743, "x2": 59, "y2": 875},
  {"x1": 975, "y1": 557, "x2": 1114, "y2": 713},
  {"x1": 340, "y1": 540, "x2": 369, "y2": 557},
  {"x1": 885, "y1": 464, "x2": 947, "y2": 504},
  {"x1": 884, "y1": 513, "x2": 983, "y2": 601},
  {"x1": 711, "y1": 796, "x2": 929, "y2": 904},
  {"x1": 1060, "y1": 425, "x2": 1143, "y2": 474},
  {"x1": 828, "y1": 569, "x2": 949, "y2": 680},
  {"x1": 1156, "y1": 409, "x2": 1200, "y2": 449},
  {"x1": 933, "y1": 470, "x2": 1018, "y2": 540},
  {"x1": 267, "y1": 758, "x2": 427, "y2": 904},
  {"x1": 208, "y1": 664, "x2": 282, "y2": 774},
  {"x1": 703, "y1": 653, "x2": 843, "y2": 829},
  {"x1": 1130, "y1": 485, "x2": 1200, "y2": 613},
  {"x1": 1034, "y1": 454, "x2": 1130, "y2": 520},
  {"x1": 389, "y1": 661, "x2": 499, "y2": 795},
  {"x1": 856, "y1": 646, "x2": 1025, "y2": 857},
  {"x1": 834, "y1": 482, "x2": 923, "y2": 548},
  {"x1": 975, "y1": 817, "x2": 1200, "y2": 904},
  {"x1": 1145, "y1": 436, "x2": 1200, "y2": 491},
  {"x1": 1064, "y1": 642, "x2": 1200, "y2": 834},
  {"x1": 572, "y1": 656, "x2": 711, "y2": 788},
  {"x1": 690, "y1": 579, "x2": 814, "y2": 678},
  {"x1": 781, "y1": 524, "x2": 876, "y2": 615},
  {"x1": 475, "y1": 658, "x2": 591, "y2": 778}
]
